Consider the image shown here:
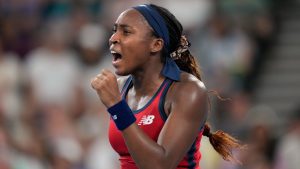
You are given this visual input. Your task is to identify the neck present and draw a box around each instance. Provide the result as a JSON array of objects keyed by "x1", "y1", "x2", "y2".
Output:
[{"x1": 131, "y1": 57, "x2": 164, "y2": 96}]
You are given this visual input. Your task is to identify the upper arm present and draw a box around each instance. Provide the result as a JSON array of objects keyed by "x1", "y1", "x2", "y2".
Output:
[{"x1": 157, "y1": 78, "x2": 208, "y2": 167}]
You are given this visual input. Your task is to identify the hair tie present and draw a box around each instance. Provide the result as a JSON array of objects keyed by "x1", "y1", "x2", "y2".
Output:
[
  {"x1": 204, "y1": 124, "x2": 213, "y2": 138},
  {"x1": 170, "y1": 35, "x2": 191, "y2": 60}
]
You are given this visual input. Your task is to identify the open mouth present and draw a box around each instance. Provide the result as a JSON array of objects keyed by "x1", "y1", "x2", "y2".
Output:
[{"x1": 111, "y1": 51, "x2": 122, "y2": 61}]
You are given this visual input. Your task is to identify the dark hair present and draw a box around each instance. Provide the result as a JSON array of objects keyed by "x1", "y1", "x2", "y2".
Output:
[
  {"x1": 150, "y1": 4, "x2": 245, "y2": 163},
  {"x1": 149, "y1": 4, "x2": 201, "y2": 80}
]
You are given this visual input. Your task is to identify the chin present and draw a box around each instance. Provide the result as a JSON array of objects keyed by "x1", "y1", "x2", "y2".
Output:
[{"x1": 115, "y1": 69, "x2": 130, "y2": 77}]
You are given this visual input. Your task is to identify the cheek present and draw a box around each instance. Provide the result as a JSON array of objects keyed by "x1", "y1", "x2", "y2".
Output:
[
  {"x1": 119, "y1": 52, "x2": 148, "y2": 75},
  {"x1": 122, "y1": 40, "x2": 149, "y2": 60},
  {"x1": 124, "y1": 35, "x2": 151, "y2": 51},
  {"x1": 118, "y1": 37, "x2": 152, "y2": 72},
  {"x1": 124, "y1": 54, "x2": 145, "y2": 71}
]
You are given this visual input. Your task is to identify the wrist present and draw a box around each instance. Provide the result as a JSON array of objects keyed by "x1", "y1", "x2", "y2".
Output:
[
  {"x1": 106, "y1": 97, "x2": 122, "y2": 108},
  {"x1": 107, "y1": 99, "x2": 136, "y2": 130}
]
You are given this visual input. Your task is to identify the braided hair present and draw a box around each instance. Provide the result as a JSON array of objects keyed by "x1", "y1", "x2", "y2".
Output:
[{"x1": 150, "y1": 4, "x2": 245, "y2": 163}]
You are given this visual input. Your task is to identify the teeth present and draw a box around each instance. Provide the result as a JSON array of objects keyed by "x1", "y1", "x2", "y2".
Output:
[{"x1": 111, "y1": 50, "x2": 122, "y2": 61}]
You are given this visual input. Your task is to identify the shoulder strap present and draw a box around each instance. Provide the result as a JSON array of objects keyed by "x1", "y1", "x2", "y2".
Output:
[
  {"x1": 158, "y1": 78, "x2": 174, "y2": 121},
  {"x1": 121, "y1": 76, "x2": 133, "y2": 98}
]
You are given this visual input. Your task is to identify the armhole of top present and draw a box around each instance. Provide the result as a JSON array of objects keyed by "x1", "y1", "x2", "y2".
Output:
[
  {"x1": 158, "y1": 79, "x2": 173, "y2": 121},
  {"x1": 199, "y1": 109, "x2": 208, "y2": 132},
  {"x1": 121, "y1": 76, "x2": 132, "y2": 98},
  {"x1": 158, "y1": 79, "x2": 208, "y2": 131}
]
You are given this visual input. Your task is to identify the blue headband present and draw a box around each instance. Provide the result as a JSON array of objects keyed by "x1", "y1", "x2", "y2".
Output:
[{"x1": 133, "y1": 4, "x2": 181, "y2": 81}]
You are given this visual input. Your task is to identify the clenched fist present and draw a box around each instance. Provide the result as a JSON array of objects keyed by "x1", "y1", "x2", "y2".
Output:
[{"x1": 91, "y1": 69, "x2": 122, "y2": 108}]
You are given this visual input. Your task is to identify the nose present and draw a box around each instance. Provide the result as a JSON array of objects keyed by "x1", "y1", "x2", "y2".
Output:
[{"x1": 109, "y1": 32, "x2": 120, "y2": 46}]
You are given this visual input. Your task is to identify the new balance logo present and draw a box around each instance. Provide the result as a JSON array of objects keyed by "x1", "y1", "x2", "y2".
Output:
[
  {"x1": 138, "y1": 115, "x2": 155, "y2": 125},
  {"x1": 112, "y1": 115, "x2": 118, "y2": 120}
]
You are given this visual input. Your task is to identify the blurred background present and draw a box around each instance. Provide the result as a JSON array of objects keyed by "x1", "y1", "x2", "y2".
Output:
[{"x1": 0, "y1": 0, "x2": 299, "y2": 169}]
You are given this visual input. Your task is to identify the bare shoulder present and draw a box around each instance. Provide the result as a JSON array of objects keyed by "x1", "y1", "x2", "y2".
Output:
[
  {"x1": 164, "y1": 72, "x2": 208, "y2": 118},
  {"x1": 172, "y1": 72, "x2": 207, "y2": 98},
  {"x1": 164, "y1": 72, "x2": 208, "y2": 129}
]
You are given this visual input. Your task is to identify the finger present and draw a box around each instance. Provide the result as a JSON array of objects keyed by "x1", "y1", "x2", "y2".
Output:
[
  {"x1": 96, "y1": 73, "x2": 109, "y2": 81},
  {"x1": 98, "y1": 75, "x2": 110, "y2": 83},
  {"x1": 96, "y1": 74, "x2": 103, "y2": 79},
  {"x1": 102, "y1": 69, "x2": 114, "y2": 77},
  {"x1": 101, "y1": 69, "x2": 110, "y2": 74},
  {"x1": 91, "y1": 76, "x2": 104, "y2": 88},
  {"x1": 91, "y1": 77, "x2": 97, "y2": 89}
]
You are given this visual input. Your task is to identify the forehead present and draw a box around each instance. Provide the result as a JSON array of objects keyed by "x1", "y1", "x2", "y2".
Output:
[{"x1": 115, "y1": 9, "x2": 151, "y2": 29}]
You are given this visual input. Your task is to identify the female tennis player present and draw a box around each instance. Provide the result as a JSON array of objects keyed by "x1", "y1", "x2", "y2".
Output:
[{"x1": 91, "y1": 4, "x2": 243, "y2": 169}]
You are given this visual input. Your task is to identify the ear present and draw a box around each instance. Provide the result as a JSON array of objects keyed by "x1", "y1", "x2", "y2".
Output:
[{"x1": 150, "y1": 38, "x2": 164, "y2": 53}]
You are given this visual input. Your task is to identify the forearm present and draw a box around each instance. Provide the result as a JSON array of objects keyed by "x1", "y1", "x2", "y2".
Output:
[{"x1": 122, "y1": 124, "x2": 177, "y2": 169}]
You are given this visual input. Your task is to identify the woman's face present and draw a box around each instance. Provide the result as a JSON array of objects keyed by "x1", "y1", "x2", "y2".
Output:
[{"x1": 109, "y1": 9, "x2": 156, "y2": 76}]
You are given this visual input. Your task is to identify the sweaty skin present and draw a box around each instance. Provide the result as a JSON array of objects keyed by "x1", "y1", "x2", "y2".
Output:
[{"x1": 91, "y1": 9, "x2": 207, "y2": 169}]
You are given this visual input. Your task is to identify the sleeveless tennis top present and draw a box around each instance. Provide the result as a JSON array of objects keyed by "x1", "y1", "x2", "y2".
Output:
[{"x1": 108, "y1": 76, "x2": 203, "y2": 169}]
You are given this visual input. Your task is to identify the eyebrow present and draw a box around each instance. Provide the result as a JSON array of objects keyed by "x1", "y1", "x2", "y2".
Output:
[{"x1": 114, "y1": 23, "x2": 132, "y2": 29}]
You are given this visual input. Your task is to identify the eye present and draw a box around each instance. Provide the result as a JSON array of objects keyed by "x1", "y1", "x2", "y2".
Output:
[{"x1": 123, "y1": 29, "x2": 131, "y2": 35}]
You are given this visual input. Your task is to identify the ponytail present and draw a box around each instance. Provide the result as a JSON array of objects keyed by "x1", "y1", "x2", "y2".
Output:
[
  {"x1": 173, "y1": 44, "x2": 245, "y2": 163},
  {"x1": 174, "y1": 50, "x2": 202, "y2": 80},
  {"x1": 171, "y1": 39, "x2": 244, "y2": 163},
  {"x1": 203, "y1": 123, "x2": 245, "y2": 163},
  {"x1": 150, "y1": 3, "x2": 245, "y2": 163},
  {"x1": 176, "y1": 46, "x2": 244, "y2": 163}
]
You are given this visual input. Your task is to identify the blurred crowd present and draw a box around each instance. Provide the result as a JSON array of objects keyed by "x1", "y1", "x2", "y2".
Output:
[{"x1": 0, "y1": 0, "x2": 299, "y2": 169}]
